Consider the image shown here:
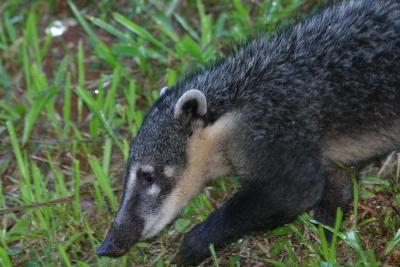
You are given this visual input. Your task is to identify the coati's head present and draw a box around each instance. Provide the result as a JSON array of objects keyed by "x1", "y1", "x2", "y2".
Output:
[{"x1": 97, "y1": 87, "x2": 235, "y2": 257}]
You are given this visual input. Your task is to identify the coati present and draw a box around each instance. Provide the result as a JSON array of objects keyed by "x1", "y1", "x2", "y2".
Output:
[{"x1": 97, "y1": 0, "x2": 400, "y2": 265}]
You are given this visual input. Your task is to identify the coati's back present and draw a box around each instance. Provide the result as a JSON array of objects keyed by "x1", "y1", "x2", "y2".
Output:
[
  {"x1": 172, "y1": 0, "x2": 400, "y2": 166},
  {"x1": 301, "y1": 0, "x2": 400, "y2": 164}
]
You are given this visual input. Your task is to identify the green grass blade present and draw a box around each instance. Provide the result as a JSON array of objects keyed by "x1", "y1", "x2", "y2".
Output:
[
  {"x1": 178, "y1": 35, "x2": 203, "y2": 62},
  {"x1": 0, "y1": 61, "x2": 11, "y2": 87},
  {"x1": 197, "y1": 0, "x2": 212, "y2": 48},
  {"x1": 367, "y1": 250, "x2": 379, "y2": 267},
  {"x1": 75, "y1": 85, "x2": 124, "y2": 153},
  {"x1": 68, "y1": 0, "x2": 117, "y2": 67},
  {"x1": 0, "y1": 101, "x2": 19, "y2": 119},
  {"x1": 4, "y1": 216, "x2": 30, "y2": 244},
  {"x1": 88, "y1": 155, "x2": 117, "y2": 210},
  {"x1": 214, "y1": 13, "x2": 227, "y2": 38},
  {"x1": 102, "y1": 138, "x2": 112, "y2": 176},
  {"x1": 152, "y1": 13, "x2": 179, "y2": 42},
  {"x1": 0, "y1": 247, "x2": 12, "y2": 267},
  {"x1": 54, "y1": 55, "x2": 71, "y2": 87},
  {"x1": 0, "y1": 23, "x2": 7, "y2": 48},
  {"x1": 209, "y1": 244, "x2": 219, "y2": 267},
  {"x1": 352, "y1": 178, "x2": 359, "y2": 228},
  {"x1": 173, "y1": 14, "x2": 200, "y2": 41},
  {"x1": 384, "y1": 229, "x2": 400, "y2": 255},
  {"x1": 22, "y1": 38, "x2": 32, "y2": 92},
  {"x1": 4, "y1": 11, "x2": 17, "y2": 44},
  {"x1": 6, "y1": 121, "x2": 29, "y2": 183},
  {"x1": 58, "y1": 245, "x2": 72, "y2": 267},
  {"x1": 72, "y1": 160, "x2": 81, "y2": 219},
  {"x1": 22, "y1": 87, "x2": 59, "y2": 145},
  {"x1": 31, "y1": 163, "x2": 44, "y2": 202},
  {"x1": 328, "y1": 208, "x2": 343, "y2": 263},
  {"x1": 89, "y1": 16, "x2": 133, "y2": 41},
  {"x1": 0, "y1": 178, "x2": 5, "y2": 208},
  {"x1": 63, "y1": 73, "x2": 72, "y2": 138},
  {"x1": 232, "y1": 0, "x2": 250, "y2": 29},
  {"x1": 113, "y1": 12, "x2": 176, "y2": 56},
  {"x1": 104, "y1": 65, "x2": 122, "y2": 117},
  {"x1": 25, "y1": 10, "x2": 41, "y2": 64},
  {"x1": 319, "y1": 226, "x2": 329, "y2": 260},
  {"x1": 77, "y1": 41, "x2": 85, "y2": 122}
]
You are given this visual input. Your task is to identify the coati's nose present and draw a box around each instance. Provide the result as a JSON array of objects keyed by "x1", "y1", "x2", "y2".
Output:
[
  {"x1": 97, "y1": 205, "x2": 144, "y2": 258},
  {"x1": 97, "y1": 233, "x2": 128, "y2": 258}
]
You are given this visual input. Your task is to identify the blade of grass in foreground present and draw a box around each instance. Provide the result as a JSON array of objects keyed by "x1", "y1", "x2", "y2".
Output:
[
  {"x1": 113, "y1": 12, "x2": 176, "y2": 56},
  {"x1": 311, "y1": 218, "x2": 368, "y2": 265},
  {"x1": 72, "y1": 160, "x2": 81, "y2": 219},
  {"x1": 0, "y1": 179, "x2": 5, "y2": 208},
  {"x1": 22, "y1": 87, "x2": 59, "y2": 146},
  {"x1": 0, "y1": 247, "x2": 12, "y2": 267},
  {"x1": 329, "y1": 208, "x2": 342, "y2": 262},
  {"x1": 68, "y1": 0, "x2": 118, "y2": 67},
  {"x1": 75, "y1": 85, "x2": 124, "y2": 153},
  {"x1": 173, "y1": 14, "x2": 200, "y2": 41},
  {"x1": 0, "y1": 61, "x2": 11, "y2": 87},
  {"x1": 384, "y1": 229, "x2": 400, "y2": 255},
  {"x1": 58, "y1": 245, "x2": 72, "y2": 267},
  {"x1": 152, "y1": 13, "x2": 179, "y2": 42},
  {"x1": 209, "y1": 244, "x2": 219, "y2": 267},
  {"x1": 77, "y1": 41, "x2": 85, "y2": 123},
  {"x1": 6, "y1": 121, "x2": 32, "y2": 202},
  {"x1": 63, "y1": 73, "x2": 72, "y2": 138},
  {"x1": 104, "y1": 66, "x2": 122, "y2": 118},
  {"x1": 88, "y1": 155, "x2": 117, "y2": 211},
  {"x1": 197, "y1": 0, "x2": 212, "y2": 49},
  {"x1": 25, "y1": 11, "x2": 41, "y2": 64},
  {"x1": 88, "y1": 16, "x2": 133, "y2": 42},
  {"x1": 102, "y1": 138, "x2": 112, "y2": 177}
]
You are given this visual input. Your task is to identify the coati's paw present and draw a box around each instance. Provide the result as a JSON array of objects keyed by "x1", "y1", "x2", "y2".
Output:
[{"x1": 175, "y1": 225, "x2": 212, "y2": 266}]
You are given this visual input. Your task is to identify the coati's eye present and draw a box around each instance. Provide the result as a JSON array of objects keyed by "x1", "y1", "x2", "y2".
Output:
[
  {"x1": 143, "y1": 172, "x2": 154, "y2": 184},
  {"x1": 138, "y1": 170, "x2": 155, "y2": 185}
]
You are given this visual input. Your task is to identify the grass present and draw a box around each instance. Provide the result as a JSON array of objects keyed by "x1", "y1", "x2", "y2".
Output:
[{"x1": 0, "y1": 0, "x2": 399, "y2": 266}]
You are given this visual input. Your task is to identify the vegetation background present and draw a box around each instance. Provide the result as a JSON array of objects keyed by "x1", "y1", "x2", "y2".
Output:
[{"x1": 0, "y1": 0, "x2": 399, "y2": 266}]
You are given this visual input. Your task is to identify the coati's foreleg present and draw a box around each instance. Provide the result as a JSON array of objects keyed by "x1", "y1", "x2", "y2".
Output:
[
  {"x1": 312, "y1": 168, "x2": 353, "y2": 239},
  {"x1": 176, "y1": 153, "x2": 326, "y2": 265}
]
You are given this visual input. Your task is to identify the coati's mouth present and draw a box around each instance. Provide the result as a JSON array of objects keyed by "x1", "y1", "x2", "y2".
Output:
[
  {"x1": 97, "y1": 213, "x2": 144, "y2": 258},
  {"x1": 97, "y1": 230, "x2": 138, "y2": 258},
  {"x1": 97, "y1": 242, "x2": 128, "y2": 258}
]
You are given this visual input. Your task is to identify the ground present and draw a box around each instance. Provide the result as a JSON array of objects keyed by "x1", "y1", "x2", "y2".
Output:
[{"x1": 0, "y1": 0, "x2": 399, "y2": 266}]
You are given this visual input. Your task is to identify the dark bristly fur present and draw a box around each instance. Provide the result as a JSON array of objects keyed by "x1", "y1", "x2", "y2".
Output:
[{"x1": 98, "y1": 0, "x2": 400, "y2": 265}]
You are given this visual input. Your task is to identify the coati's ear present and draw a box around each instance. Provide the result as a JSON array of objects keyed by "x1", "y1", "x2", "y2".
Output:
[
  {"x1": 160, "y1": 86, "x2": 169, "y2": 97},
  {"x1": 174, "y1": 89, "x2": 207, "y2": 119}
]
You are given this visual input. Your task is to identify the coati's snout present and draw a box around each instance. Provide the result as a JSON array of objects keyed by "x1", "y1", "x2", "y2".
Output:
[
  {"x1": 97, "y1": 164, "x2": 178, "y2": 257},
  {"x1": 96, "y1": 217, "x2": 142, "y2": 257}
]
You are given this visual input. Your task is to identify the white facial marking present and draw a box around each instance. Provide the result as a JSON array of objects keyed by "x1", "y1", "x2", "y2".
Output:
[
  {"x1": 115, "y1": 164, "x2": 138, "y2": 225},
  {"x1": 163, "y1": 166, "x2": 175, "y2": 178},
  {"x1": 141, "y1": 165, "x2": 154, "y2": 173},
  {"x1": 141, "y1": 188, "x2": 184, "y2": 239},
  {"x1": 147, "y1": 184, "x2": 161, "y2": 196}
]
